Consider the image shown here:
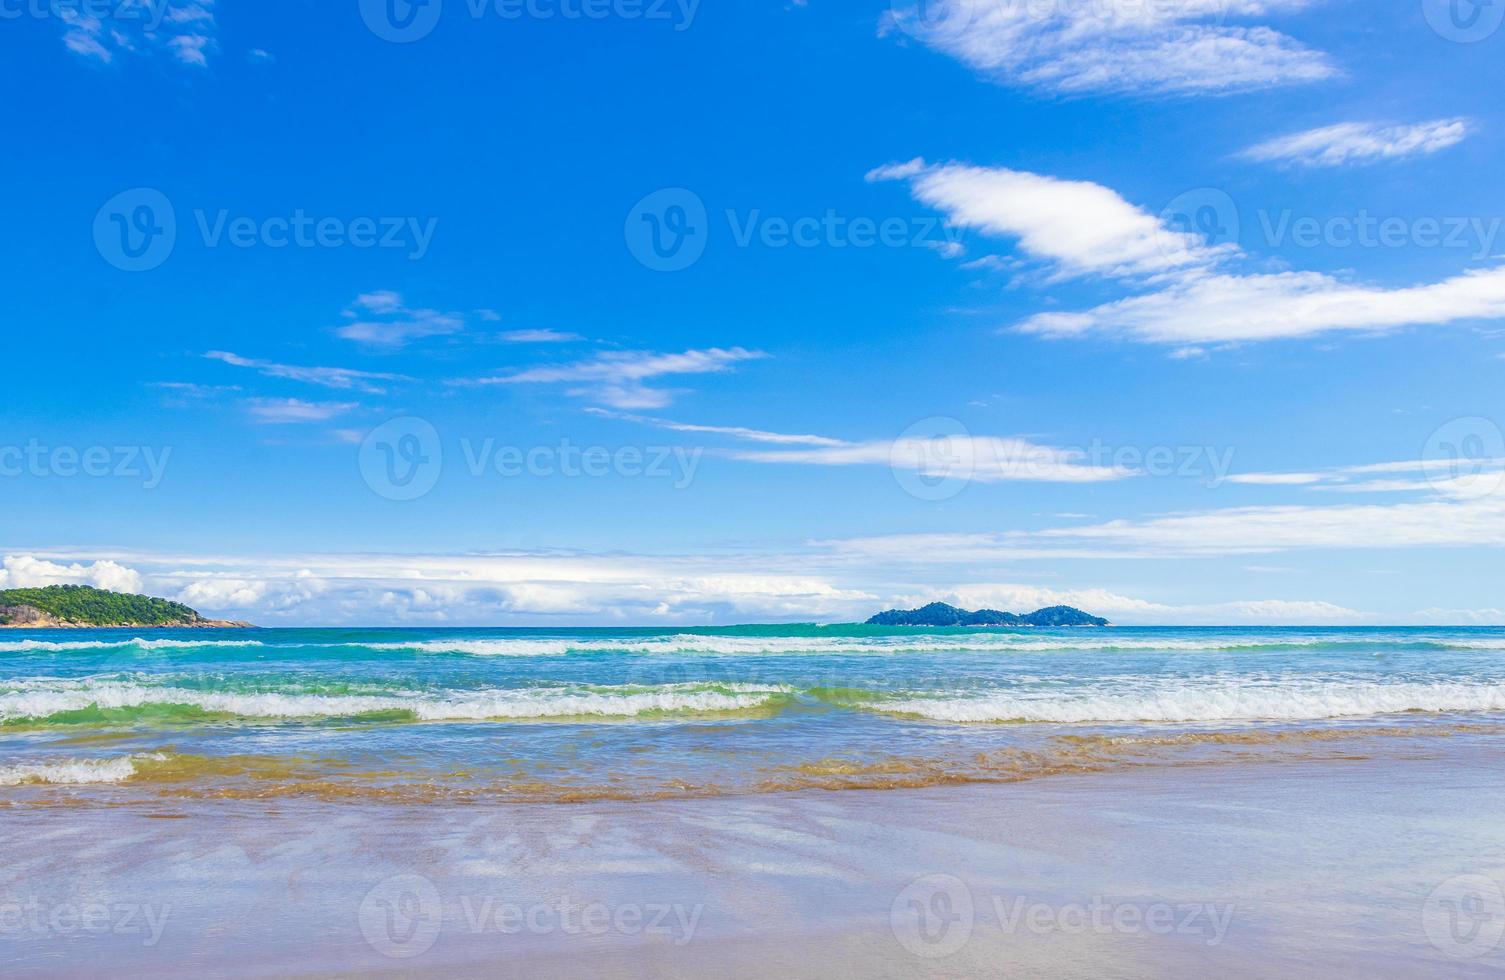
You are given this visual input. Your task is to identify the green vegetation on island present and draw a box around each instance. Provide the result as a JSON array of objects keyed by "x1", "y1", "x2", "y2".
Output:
[
  {"x1": 0, "y1": 585, "x2": 247, "y2": 628},
  {"x1": 865, "y1": 602, "x2": 1109, "y2": 627}
]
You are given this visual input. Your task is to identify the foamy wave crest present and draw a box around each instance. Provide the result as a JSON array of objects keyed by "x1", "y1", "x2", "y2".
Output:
[
  {"x1": 365, "y1": 639, "x2": 577, "y2": 656},
  {"x1": 361, "y1": 634, "x2": 1319, "y2": 657},
  {"x1": 0, "y1": 638, "x2": 267, "y2": 653},
  {"x1": 0, "y1": 753, "x2": 165, "y2": 786},
  {"x1": 875, "y1": 681, "x2": 1505, "y2": 723},
  {"x1": 0, "y1": 680, "x2": 791, "y2": 723}
]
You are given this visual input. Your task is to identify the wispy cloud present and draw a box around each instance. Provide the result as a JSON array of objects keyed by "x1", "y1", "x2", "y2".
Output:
[
  {"x1": 1227, "y1": 456, "x2": 1505, "y2": 497},
  {"x1": 881, "y1": 0, "x2": 1333, "y2": 97},
  {"x1": 461, "y1": 347, "x2": 769, "y2": 409},
  {"x1": 151, "y1": 381, "x2": 242, "y2": 406},
  {"x1": 245, "y1": 398, "x2": 359, "y2": 424},
  {"x1": 878, "y1": 158, "x2": 1505, "y2": 347},
  {"x1": 205, "y1": 351, "x2": 410, "y2": 394},
  {"x1": 585, "y1": 408, "x2": 845, "y2": 446},
  {"x1": 337, "y1": 292, "x2": 466, "y2": 348},
  {"x1": 59, "y1": 0, "x2": 217, "y2": 67},
  {"x1": 826, "y1": 484, "x2": 1505, "y2": 563},
  {"x1": 1020, "y1": 267, "x2": 1505, "y2": 345},
  {"x1": 1240, "y1": 118, "x2": 1472, "y2": 167},
  {"x1": 500, "y1": 329, "x2": 584, "y2": 344},
  {"x1": 596, "y1": 410, "x2": 1132, "y2": 483},
  {"x1": 736, "y1": 437, "x2": 1130, "y2": 483}
]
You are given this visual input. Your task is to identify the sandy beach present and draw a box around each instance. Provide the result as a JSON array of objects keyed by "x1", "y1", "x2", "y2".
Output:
[{"x1": 5, "y1": 742, "x2": 1503, "y2": 978}]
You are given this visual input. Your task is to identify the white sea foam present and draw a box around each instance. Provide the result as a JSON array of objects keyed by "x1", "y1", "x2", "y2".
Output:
[
  {"x1": 8, "y1": 632, "x2": 1504, "y2": 657},
  {"x1": 0, "y1": 680, "x2": 791, "y2": 722},
  {"x1": 0, "y1": 753, "x2": 165, "y2": 786},
  {"x1": 876, "y1": 681, "x2": 1505, "y2": 724},
  {"x1": 361, "y1": 635, "x2": 1354, "y2": 657},
  {"x1": 0, "y1": 638, "x2": 267, "y2": 653}
]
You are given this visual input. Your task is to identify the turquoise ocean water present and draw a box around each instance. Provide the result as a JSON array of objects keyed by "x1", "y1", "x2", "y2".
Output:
[{"x1": 3, "y1": 625, "x2": 1504, "y2": 803}]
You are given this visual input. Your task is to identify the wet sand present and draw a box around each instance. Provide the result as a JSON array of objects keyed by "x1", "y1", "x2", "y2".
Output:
[{"x1": 3, "y1": 743, "x2": 1503, "y2": 978}]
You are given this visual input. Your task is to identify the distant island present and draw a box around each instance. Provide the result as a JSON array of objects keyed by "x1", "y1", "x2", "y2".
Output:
[
  {"x1": 0, "y1": 585, "x2": 249, "y2": 629},
  {"x1": 865, "y1": 602, "x2": 1109, "y2": 627}
]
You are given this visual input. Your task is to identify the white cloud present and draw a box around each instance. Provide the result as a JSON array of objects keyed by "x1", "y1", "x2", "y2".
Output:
[
  {"x1": 869, "y1": 158, "x2": 1229, "y2": 279},
  {"x1": 821, "y1": 456, "x2": 1505, "y2": 563},
  {"x1": 1241, "y1": 118, "x2": 1471, "y2": 167},
  {"x1": 204, "y1": 351, "x2": 409, "y2": 394},
  {"x1": 595, "y1": 409, "x2": 1131, "y2": 482},
  {"x1": 58, "y1": 0, "x2": 217, "y2": 67},
  {"x1": 463, "y1": 348, "x2": 768, "y2": 408},
  {"x1": 1412, "y1": 607, "x2": 1505, "y2": 625},
  {"x1": 338, "y1": 292, "x2": 466, "y2": 347},
  {"x1": 1, "y1": 545, "x2": 1489, "y2": 626},
  {"x1": 1020, "y1": 267, "x2": 1505, "y2": 346},
  {"x1": 1229, "y1": 456, "x2": 1505, "y2": 498},
  {"x1": 877, "y1": 159, "x2": 1505, "y2": 347},
  {"x1": 1039, "y1": 493, "x2": 1505, "y2": 556},
  {"x1": 1226, "y1": 472, "x2": 1327, "y2": 485},
  {"x1": 10, "y1": 550, "x2": 877, "y2": 624},
  {"x1": 0, "y1": 555, "x2": 142, "y2": 594},
  {"x1": 737, "y1": 436, "x2": 1130, "y2": 483},
  {"x1": 882, "y1": 0, "x2": 1333, "y2": 97},
  {"x1": 585, "y1": 408, "x2": 846, "y2": 447},
  {"x1": 245, "y1": 398, "x2": 359, "y2": 424},
  {"x1": 500, "y1": 329, "x2": 584, "y2": 344}
]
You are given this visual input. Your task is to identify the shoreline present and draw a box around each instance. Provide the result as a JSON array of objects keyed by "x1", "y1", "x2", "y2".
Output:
[{"x1": 4, "y1": 747, "x2": 1502, "y2": 977}]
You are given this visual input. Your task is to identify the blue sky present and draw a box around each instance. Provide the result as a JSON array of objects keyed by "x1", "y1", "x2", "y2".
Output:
[{"x1": 2, "y1": 0, "x2": 1504, "y2": 625}]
